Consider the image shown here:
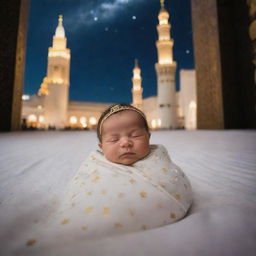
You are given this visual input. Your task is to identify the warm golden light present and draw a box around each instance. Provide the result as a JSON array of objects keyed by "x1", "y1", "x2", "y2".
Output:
[
  {"x1": 22, "y1": 95, "x2": 30, "y2": 100},
  {"x1": 89, "y1": 117, "x2": 97, "y2": 125},
  {"x1": 151, "y1": 119, "x2": 157, "y2": 129},
  {"x1": 28, "y1": 114, "x2": 37, "y2": 122},
  {"x1": 80, "y1": 117, "x2": 87, "y2": 128},
  {"x1": 38, "y1": 77, "x2": 49, "y2": 96},
  {"x1": 187, "y1": 101, "x2": 197, "y2": 130},
  {"x1": 70, "y1": 116, "x2": 77, "y2": 124},
  {"x1": 151, "y1": 119, "x2": 162, "y2": 129},
  {"x1": 51, "y1": 78, "x2": 64, "y2": 84},
  {"x1": 189, "y1": 101, "x2": 196, "y2": 109},
  {"x1": 134, "y1": 73, "x2": 140, "y2": 79},
  {"x1": 159, "y1": 19, "x2": 168, "y2": 25},
  {"x1": 39, "y1": 115, "x2": 45, "y2": 123},
  {"x1": 159, "y1": 59, "x2": 172, "y2": 64},
  {"x1": 158, "y1": 119, "x2": 162, "y2": 127},
  {"x1": 48, "y1": 51, "x2": 70, "y2": 59}
]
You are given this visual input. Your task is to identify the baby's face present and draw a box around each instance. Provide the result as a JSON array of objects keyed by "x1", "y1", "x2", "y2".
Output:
[{"x1": 99, "y1": 110, "x2": 150, "y2": 165}]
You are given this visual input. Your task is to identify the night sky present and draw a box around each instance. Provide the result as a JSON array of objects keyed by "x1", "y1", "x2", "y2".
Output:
[{"x1": 24, "y1": 0, "x2": 194, "y2": 103}]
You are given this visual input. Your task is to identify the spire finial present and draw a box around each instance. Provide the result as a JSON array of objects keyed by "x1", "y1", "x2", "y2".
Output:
[
  {"x1": 135, "y1": 58, "x2": 138, "y2": 68},
  {"x1": 58, "y1": 15, "x2": 63, "y2": 26},
  {"x1": 160, "y1": 0, "x2": 165, "y2": 8}
]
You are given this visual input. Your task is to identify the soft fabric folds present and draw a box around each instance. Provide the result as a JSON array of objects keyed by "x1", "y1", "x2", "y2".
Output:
[{"x1": 55, "y1": 144, "x2": 192, "y2": 238}]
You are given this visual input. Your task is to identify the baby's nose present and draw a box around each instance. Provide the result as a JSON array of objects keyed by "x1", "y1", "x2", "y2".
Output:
[{"x1": 120, "y1": 136, "x2": 132, "y2": 147}]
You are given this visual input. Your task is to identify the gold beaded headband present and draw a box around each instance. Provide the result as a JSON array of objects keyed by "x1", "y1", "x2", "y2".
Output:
[{"x1": 99, "y1": 104, "x2": 146, "y2": 136}]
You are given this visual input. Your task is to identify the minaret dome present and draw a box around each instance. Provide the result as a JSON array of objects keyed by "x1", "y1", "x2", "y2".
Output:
[
  {"x1": 158, "y1": 0, "x2": 169, "y2": 25},
  {"x1": 55, "y1": 15, "x2": 65, "y2": 38}
]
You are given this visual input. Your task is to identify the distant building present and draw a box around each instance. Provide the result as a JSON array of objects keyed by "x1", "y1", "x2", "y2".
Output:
[
  {"x1": 22, "y1": 15, "x2": 112, "y2": 130},
  {"x1": 22, "y1": 1, "x2": 196, "y2": 130},
  {"x1": 131, "y1": 59, "x2": 143, "y2": 111},
  {"x1": 155, "y1": 0, "x2": 177, "y2": 129},
  {"x1": 179, "y1": 70, "x2": 197, "y2": 130}
]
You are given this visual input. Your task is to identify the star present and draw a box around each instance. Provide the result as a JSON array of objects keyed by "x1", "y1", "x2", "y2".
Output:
[
  {"x1": 186, "y1": 49, "x2": 190, "y2": 54},
  {"x1": 162, "y1": 167, "x2": 168, "y2": 173},
  {"x1": 61, "y1": 218, "x2": 70, "y2": 224},
  {"x1": 129, "y1": 178, "x2": 137, "y2": 184},
  {"x1": 81, "y1": 226, "x2": 88, "y2": 231},
  {"x1": 175, "y1": 194, "x2": 181, "y2": 200},
  {"x1": 94, "y1": 17, "x2": 98, "y2": 21},
  {"x1": 114, "y1": 223, "x2": 123, "y2": 228},
  {"x1": 91, "y1": 176, "x2": 100, "y2": 183},
  {"x1": 102, "y1": 207, "x2": 110, "y2": 216},
  {"x1": 104, "y1": 27, "x2": 109, "y2": 31},
  {"x1": 140, "y1": 191, "x2": 147, "y2": 198},
  {"x1": 132, "y1": 15, "x2": 136, "y2": 20},
  {"x1": 85, "y1": 206, "x2": 94, "y2": 214}
]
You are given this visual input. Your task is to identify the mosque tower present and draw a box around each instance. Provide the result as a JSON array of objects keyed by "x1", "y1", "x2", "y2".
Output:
[
  {"x1": 155, "y1": 0, "x2": 177, "y2": 128},
  {"x1": 132, "y1": 59, "x2": 143, "y2": 110},
  {"x1": 44, "y1": 15, "x2": 70, "y2": 129}
]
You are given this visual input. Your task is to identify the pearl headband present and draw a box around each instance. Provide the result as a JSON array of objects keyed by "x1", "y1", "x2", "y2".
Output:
[{"x1": 99, "y1": 104, "x2": 146, "y2": 136}]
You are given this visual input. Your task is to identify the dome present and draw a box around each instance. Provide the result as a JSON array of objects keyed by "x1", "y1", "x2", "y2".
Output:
[
  {"x1": 158, "y1": 8, "x2": 169, "y2": 20},
  {"x1": 55, "y1": 15, "x2": 65, "y2": 38}
]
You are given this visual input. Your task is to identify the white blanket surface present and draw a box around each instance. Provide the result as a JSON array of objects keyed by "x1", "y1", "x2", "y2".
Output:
[{"x1": 0, "y1": 130, "x2": 256, "y2": 256}]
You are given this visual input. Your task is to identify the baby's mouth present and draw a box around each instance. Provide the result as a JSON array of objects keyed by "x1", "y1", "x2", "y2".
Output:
[{"x1": 120, "y1": 152, "x2": 136, "y2": 158}]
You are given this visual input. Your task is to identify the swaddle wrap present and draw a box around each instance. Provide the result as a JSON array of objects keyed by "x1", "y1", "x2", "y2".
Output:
[{"x1": 59, "y1": 144, "x2": 192, "y2": 238}]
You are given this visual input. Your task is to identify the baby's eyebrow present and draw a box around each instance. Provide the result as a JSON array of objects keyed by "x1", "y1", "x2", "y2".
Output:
[
  {"x1": 105, "y1": 133, "x2": 119, "y2": 138},
  {"x1": 130, "y1": 128, "x2": 144, "y2": 133}
]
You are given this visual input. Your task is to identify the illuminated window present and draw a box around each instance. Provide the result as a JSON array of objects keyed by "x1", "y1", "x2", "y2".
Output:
[
  {"x1": 89, "y1": 117, "x2": 97, "y2": 125},
  {"x1": 28, "y1": 114, "x2": 37, "y2": 122},
  {"x1": 189, "y1": 101, "x2": 196, "y2": 109},
  {"x1": 70, "y1": 116, "x2": 77, "y2": 124},
  {"x1": 159, "y1": 19, "x2": 168, "y2": 25},
  {"x1": 39, "y1": 115, "x2": 45, "y2": 123},
  {"x1": 52, "y1": 78, "x2": 64, "y2": 84},
  {"x1": 158, "y1": 119, "x2": 162, "y2": 127},
  {"x1": 187, "y1": 101, "x2": 197, "y2": 130},
  {"x1": 151, "y1": 119, "x2": 157, "y2": 129},
  {"x1": 80, "y1": 117, "x2": 87, "y2": 128},
  {"x1": 22, "y1": 95, "x2": 30, "y2": 101}
]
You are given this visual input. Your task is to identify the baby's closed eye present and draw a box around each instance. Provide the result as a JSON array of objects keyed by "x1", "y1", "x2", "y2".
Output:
[
  {"x1": 131, "y1": 132, "x2": 143, "y2": 138},
  {"x1": 108, "y1": 138, "x2": 119, "y2": 142}
]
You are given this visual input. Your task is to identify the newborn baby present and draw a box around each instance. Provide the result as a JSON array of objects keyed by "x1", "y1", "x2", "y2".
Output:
[
  {"x1": 97, "y1": 103, "x2": 151, "y2": 165},
  {"x1": 59, "y1": 104, "x2": 192, "y2": 238}
]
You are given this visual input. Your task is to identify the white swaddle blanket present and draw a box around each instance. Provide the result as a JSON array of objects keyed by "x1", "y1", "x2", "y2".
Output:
[{"x1": 55, "y1": 144, "x2": 192, "y2": 238}]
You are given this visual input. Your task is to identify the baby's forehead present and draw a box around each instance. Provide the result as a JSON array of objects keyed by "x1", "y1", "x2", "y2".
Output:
[
  {"x1": 115, "y1": 110, "x2": 140, "y2": 117},
  {"x1": 102, "y1": 111, "x2": 144, "y2": 130},
  {"x1": 109, "y1": 110, "x2": 144, "y2": 123}
]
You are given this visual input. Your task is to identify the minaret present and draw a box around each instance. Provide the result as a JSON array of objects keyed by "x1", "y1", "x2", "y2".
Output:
[
  {"x1": 155, "y1": 0, "x2": 177, "y2": 128},
  {"x1": 44, "y1": 15, "x2": 70, "y2": 129},
  {"x1": 38, "y1": 77, "x2": 49, "y2": 96},
  {"x1": 132, "y1": 59, "x2": 143, "y2": 110}
]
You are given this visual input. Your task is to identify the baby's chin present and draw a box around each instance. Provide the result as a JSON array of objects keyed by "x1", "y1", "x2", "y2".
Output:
[
  {"x1": 108, "y1": 157, "x2": 138, "y2": 166},
  {"x1": 112, "y1": 152, "x2": 150, "y2": 166},
  {"x1": 105, "y1": 155, "x2": 140, "y2": 166}
]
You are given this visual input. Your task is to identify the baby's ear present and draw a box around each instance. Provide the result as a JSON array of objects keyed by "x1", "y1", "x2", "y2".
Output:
[{"x1": 98, "y1": 143, "x2": 102, "y2": 149}]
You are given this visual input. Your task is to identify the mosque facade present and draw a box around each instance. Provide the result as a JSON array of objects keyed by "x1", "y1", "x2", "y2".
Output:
[{"x1": 22, "y1": 1, "x2": 197, "y2": 130}]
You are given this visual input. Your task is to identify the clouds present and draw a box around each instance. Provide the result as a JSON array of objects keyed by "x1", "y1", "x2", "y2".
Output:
[{"x1": 64, "y1": 0, "x2": 141, "y2": 32}]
